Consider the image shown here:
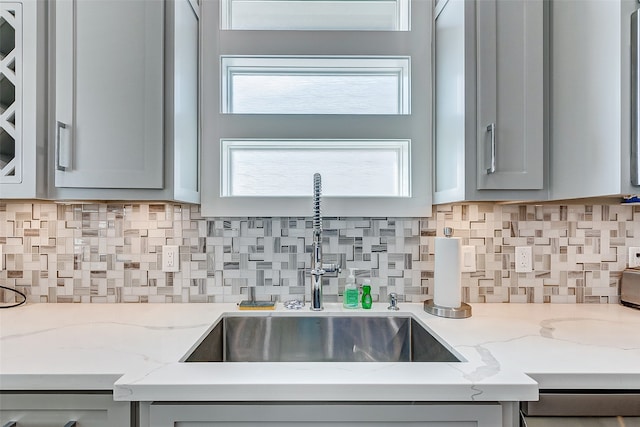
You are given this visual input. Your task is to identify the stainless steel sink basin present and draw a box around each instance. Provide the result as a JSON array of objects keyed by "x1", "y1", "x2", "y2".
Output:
[{"x1": 184, "y1": 315, "x2": 461, "y2": 363}]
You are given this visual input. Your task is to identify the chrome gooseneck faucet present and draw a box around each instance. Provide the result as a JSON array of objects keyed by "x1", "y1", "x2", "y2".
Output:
[{"x1": 310, "y1": 173, "x2": 340, "y2": 311}]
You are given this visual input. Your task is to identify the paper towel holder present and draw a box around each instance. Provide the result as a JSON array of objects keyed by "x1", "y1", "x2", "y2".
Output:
[{"x1": 424, "y1": 226, "x2": 472, "y2": 319}]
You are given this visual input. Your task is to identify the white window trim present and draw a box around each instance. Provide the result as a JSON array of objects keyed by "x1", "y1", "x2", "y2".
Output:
[{"x1": 200, "y1": 0, "x2": 433, "y2": 217}]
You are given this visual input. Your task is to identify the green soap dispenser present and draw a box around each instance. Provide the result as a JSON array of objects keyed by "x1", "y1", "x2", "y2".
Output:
[
  {"x1": 361, "y1": 280, "x2": 373, "y2": 309},
  {"x1": 343, "y1": 268, "x2": 359, "y2": 309}
]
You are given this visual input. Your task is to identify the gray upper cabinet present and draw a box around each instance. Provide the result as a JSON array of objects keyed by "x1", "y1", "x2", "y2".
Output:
[
  {"x1": 0, "y1": 0, "x2": 47, "y2": 199},
  {"x1": 550, "y1": 0, "x2": 638, "y2": 200},
  {"x1": 434, "y1": 0, "x2": 547, "y2": 204},
  {"x1": 50, "y1": 0, "x2": 199, "y2": 202}
]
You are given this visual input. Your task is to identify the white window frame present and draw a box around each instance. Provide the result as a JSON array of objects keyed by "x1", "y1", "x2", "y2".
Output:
[
  {"x1": 220, "y1": 0, "x2": 411, "y2": 31},
  {"x1": 200, "y1": 0, "x2": 433, "y2": 217},
  {"x1": 221, "y1": 55, "x2": 411, "y2": 114},
  {"x1": 221, "y1": 138, "x2": 411, "y2": 197}
]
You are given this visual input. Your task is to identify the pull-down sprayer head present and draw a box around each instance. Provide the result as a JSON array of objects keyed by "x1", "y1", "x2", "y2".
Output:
[{"x1": 313, "y1": 173, "x2": 322, "y2": 236}]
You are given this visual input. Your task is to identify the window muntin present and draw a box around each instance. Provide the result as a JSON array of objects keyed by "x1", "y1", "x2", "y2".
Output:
[
  {"x1": 221, "y1": 139, "x2": 410, "y2": 197},
  {"x1": 220, "y1": 0, "x2": 410, "y2": 31}
]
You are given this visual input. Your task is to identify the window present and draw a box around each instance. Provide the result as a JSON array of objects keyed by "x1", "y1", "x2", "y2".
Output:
[
  {"x1": 201, "y1": 0, "x2": 432, "y2": 217},
  {"x1": 221, "y1": 56, "x2": 411, "y2": 115},
  {"x1": 221, "y1": 139, "x2": 410, "y2": 197},
  {"x1": 220, "y1": 0, "x2": 411, "y2": 31}
]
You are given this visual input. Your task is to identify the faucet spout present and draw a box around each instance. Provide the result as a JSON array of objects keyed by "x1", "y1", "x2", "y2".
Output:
[{"x1": 310, "y1": 173, "x2": 340, "y2": 311}]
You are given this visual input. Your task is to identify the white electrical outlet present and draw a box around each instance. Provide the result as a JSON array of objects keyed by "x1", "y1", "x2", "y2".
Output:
[
  {"x1": 162, "y1": 245, "x2": 179, "y2": 272},
  {"x1": 0, "y1": 245, "x2": 3, "y2": 270},
  {"x1": 629, "y1": 247, "x2": 640, "y2": 268},
  {"x1": 461, "y1": 245, "x2": 476, "y2": 272},
  {"x1": 515, "y1": 246, "x2": 533, "y2": 273}
]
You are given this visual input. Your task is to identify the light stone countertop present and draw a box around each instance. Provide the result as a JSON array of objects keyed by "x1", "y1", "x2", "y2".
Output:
[{"x1": 1, "y1": 302, "x2": 639, "y2": 402}]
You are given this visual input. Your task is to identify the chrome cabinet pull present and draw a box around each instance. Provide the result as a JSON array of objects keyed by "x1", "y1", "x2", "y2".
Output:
[
  {"x1": 56, "y1": 120, "x2": 68, "y2": 172},
  {"x1": 2, "y1": 421, "x2": 75, "y2": 427},
  {"x1": 632, "y1": 10, "x2": 639, "y2": 186},
  {"x1": 486, "y1": 122, "x2": 496, "y2": 174}
]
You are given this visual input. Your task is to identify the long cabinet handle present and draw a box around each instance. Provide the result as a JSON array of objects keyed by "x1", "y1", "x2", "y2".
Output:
[
  {"x1": 486, "y1": 122, "x2": 496, "y2": 174},
  {"x1": 56, "y1": 120, "x2": 68, "y2": 172},
  {"x1": 1, "y1": 419, "x2": 76, "y2": 426},
  {"x1": 632, "y1": 10, "x2": 640, "y2": 186}
]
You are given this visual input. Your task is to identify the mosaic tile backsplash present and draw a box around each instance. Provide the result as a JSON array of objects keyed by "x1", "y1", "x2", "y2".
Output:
[{"x1": 1, "y1": 201, "x2": 639, "y2": 304}]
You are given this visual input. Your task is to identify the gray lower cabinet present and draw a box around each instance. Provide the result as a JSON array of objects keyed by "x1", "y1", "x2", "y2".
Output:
[
  {"x1": 0, "y1": 392, "x2": 131, "y2": 427},
  {"x1": 434, "y1": 0, "x2": 546, "y2": 204},
  {"x1": 50, "y1": 0, "x2": 199, "y2": 203},
  {"x1": 144, "y1": 403, "x2": 503, "y2": 427}
]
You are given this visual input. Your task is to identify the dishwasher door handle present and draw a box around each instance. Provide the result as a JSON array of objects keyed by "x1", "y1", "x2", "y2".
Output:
[{"x1": 522, "y1": 392, "x2": 640, "y2": 417}]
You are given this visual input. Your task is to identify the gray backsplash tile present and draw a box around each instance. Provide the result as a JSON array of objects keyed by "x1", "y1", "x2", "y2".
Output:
[{"x1": 1, "y1": 201, "x2": 638, "y2": 304}]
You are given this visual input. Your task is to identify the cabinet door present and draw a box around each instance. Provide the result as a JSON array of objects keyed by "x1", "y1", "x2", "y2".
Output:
[
  {"x1": 54, "y1": 0, "x2": 163, "y2": 189},
  {"x1": 476, "y1": 0, "x2": 544, "y2": 190},
  {"x1": 434, "y1": 0, "x2": 472, "y2": 202},
  {"x1": 148, "y1": 403, "x2": 503, "y2": 427},
  {"x1": 0, "y1": 0, "x2": 47, "y2": 199},
  {"x1": 169, "y1": 0, "x2": 199, "y2": 203},
  {"x1": 0, "y1": 393, "x2": 131, "y2": 427},
  {"x1": 549, "y1": 0, "x2": 637, "y2": 199},
  {"x1": 0, "y1": 1, "x2": 22, "y2": 185}
]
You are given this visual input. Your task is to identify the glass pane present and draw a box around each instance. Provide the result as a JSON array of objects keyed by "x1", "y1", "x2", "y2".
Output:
[
  {"x1": 222, "y1": 56, "x2": 410, "y2": 114},
  {"x1": 221, "y1": 0, "x2": 410, "y2": 31},
  {"x1": 222, "y1": 139, "x2": 410, "y2": 197}
]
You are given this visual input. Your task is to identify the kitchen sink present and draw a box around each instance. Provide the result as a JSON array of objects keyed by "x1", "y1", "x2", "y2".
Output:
[{"x1": 183, "y1": 315, "x2": 462, "y2": 363}]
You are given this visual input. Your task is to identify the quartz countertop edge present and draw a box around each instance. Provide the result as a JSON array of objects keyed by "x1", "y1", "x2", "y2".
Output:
[
  {"x1": 1, "y1": 302, "x2": 639, "y2": 402},
  {"x1": 113, "y1": 362, "x2": 538, "y2": 402}
]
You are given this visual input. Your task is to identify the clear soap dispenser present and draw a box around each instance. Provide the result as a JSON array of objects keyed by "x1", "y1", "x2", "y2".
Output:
[{"x1": 343, "y1": 268, "x2": 359, "y2": 309}]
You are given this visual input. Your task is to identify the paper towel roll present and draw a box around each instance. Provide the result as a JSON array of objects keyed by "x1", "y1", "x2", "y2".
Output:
[{"x1": 433, "y1": 236, "x2": 461, "y2": 308}]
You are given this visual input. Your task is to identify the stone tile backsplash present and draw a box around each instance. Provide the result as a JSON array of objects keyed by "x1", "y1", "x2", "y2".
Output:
[{"x1": 1, "y1": 201, "x2": 638, "y2": 304}]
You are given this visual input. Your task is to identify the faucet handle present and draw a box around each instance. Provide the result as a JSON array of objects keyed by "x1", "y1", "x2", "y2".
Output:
[
  {"x1": 322, "y1": 263, "x2": 341, "y2": 274},
  {"x1": 387, "y1": 293, "x2": 400, "y2": 311}
]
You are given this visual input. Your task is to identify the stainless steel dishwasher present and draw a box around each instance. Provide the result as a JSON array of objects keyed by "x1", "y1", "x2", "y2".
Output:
[{"x1": 520, "y1": 391, "x2": 640, "y2": 426}]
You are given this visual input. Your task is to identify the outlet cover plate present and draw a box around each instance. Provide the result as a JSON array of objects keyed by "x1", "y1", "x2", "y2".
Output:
[
  {"x1": 162, "y1": 245, "x2": 179, "y2": 272},
  {"x1": 515, "y1": 246, "x2": 533, "y2": 273},
  {"x1": 629, "y1": 247, "x2": 640, "y2": 268}
]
